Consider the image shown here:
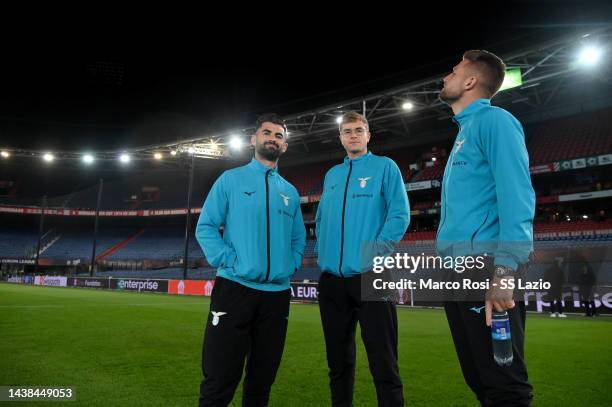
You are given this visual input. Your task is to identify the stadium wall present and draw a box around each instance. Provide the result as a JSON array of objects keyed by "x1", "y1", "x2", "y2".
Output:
[{"x1": 3, "y1": 277, "x2": 611, "y2": 314}]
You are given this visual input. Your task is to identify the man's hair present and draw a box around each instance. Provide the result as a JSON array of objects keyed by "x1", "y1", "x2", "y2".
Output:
[
  {"x1": 462, "y1": 50, "x2": 506, "y2": 97},
  {"x1": 339, "y1": 111, "x2": 369, "y2": 132},
  {"x1": 255, "y1": 113, "x2": 287, "y2": 136}
]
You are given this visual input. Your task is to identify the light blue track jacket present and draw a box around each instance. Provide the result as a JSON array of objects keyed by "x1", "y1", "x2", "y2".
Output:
[
  {"x1": 316, "y1": 152, "x2": 410, "y2": 277},
  {"x1": 196, "y1": 158, "x2": 306, "y2": 291},
  {"x1": 436, "y1": 99, "x2": 535, "y2": 269}
]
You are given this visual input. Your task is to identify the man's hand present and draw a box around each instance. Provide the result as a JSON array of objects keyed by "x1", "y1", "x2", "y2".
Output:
[{"x1": 485, "y1": 275, "x2": 515, "y2": 326}]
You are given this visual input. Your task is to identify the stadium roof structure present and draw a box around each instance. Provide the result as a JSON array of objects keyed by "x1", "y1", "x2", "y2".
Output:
[
  {"x1": 3, "y1": 26, "x2": 612, "y2": 166},
  {"x1": 232, "y1": 27, "x2": 612, "y2": 160}
]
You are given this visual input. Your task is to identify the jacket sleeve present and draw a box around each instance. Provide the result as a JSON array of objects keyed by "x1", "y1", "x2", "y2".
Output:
[
  {"x1": 291, "y1": 192, "x2": 307, "y2": 270},
  {"x1": 195, "y1": 172, "x2": 237, "y2": 268},
  {"x1": 481, "y1": 109, "x2": 535, "y2": 269},
  {"x1": 377, "y1": 159, "x2": 411, "y2": 245},
  {"x1": 314, "y1": 171, "x2": 328, "y2": 254}
]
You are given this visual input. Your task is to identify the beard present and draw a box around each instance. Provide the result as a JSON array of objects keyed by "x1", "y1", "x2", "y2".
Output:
[
  {"x1": 256, "y1": 141, "x2": 283, "y2": 161},
  {"x1": 438, "y1": 87, "x2": 460, "y2": 105}
]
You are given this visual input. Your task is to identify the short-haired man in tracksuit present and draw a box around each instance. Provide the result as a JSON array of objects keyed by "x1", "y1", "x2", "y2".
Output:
[
  {"x1": 316, "y1": 111, "x2": 410, "y2": 407},
  {"x1": 437, "y1": 50, "x2": 535, "y2": 406},
  {"x1": 195, "y1": 113, "x2": 306, "y2": 407}
]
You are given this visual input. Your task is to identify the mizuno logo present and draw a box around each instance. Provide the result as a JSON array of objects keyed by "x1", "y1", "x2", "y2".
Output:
[
  {"x1": 280, "y1": 193, "x2": 290, "y2": 206},
  {"x1": 244, "y1": 191, "x2": 255, "y2": 196},
  {"x1": 358, "y1": 177, "x2": 371, "y2": 188},
  {"x1": 455, "y1": 139, "x2": 465, "y2": 153},
  {"x1": 469, "y1": 306, "x2": 486, "y2": 314},
  {"x1": 211, "y1": 311, "x2": 227, "y2": 326}
]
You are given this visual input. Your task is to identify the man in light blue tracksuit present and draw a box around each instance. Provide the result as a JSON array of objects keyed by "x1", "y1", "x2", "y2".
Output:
[
  {"x1": 195, "y1": 113, "x2": 306, "y2": 407},
  {"x1": 437, "y1": 50, "x2": 535, "y2": 406},
  {"x1": 316, "y1": 111, "x2": 410, "y2": 407}
]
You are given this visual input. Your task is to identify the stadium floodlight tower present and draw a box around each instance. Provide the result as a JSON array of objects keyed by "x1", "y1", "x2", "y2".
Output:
[{"x1": 182, "y1": 152, "x2": 195, "y2": 280}]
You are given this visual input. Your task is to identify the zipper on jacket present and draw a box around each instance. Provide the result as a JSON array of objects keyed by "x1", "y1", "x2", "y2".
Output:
[
  {"x1": 338, "y1": 161, "x2": 352, "y2": 277},
  {"x1": 437, "y1": 119, "x2": 461, "y2": 241},
  {"x1": 264, "y1": 169, "x2": 272, "y2": 282}
]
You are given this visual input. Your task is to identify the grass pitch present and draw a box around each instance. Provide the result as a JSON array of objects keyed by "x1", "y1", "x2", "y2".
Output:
[{"x1": 0, "y1": 283, "x2": 610, "y2": 406}]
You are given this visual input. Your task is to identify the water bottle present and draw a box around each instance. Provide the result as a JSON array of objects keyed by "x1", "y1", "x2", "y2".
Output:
[{"x1": 491, "y1": 311, "x2": 513, "y2": 366}]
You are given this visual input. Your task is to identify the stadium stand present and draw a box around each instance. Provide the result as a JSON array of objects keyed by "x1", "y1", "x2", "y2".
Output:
[
  {"x1": 409, "y1": 158, "x2": 448, "y2": 182},
  {"x1": 0, "y1": 229, "x2": 39, "y2": 258},
  {"x1": 303, "y1": 240, "x2": 317, "y2": 258},
  {"x1": 281, "y1": 160, "x2": 333, "y2": 196},
  {"x1": 528, "y1": 107, "x2": 612, "y2": 165},
  {"x1": 2, "y1": 217, "x2": 610, "y2": 265},
  {"x1": 42, "y1": 228, "x2": 138, "y2": 261},
  {"x1": 1, "y1": 107, "x2": 611, "y2": 281},
  {"x1": 104, "y1": 227, "x2": 204, "y2": 261}
]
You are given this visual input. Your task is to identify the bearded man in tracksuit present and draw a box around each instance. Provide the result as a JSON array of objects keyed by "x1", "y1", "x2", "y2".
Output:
[
  {"x1": 316, "y1": 111, "x2": 410, "y2": 407},
  {"x1": 195, "y1": 113, "x2": 306, "y2": 407},
  {"x1": 436, "y1": 50, "x2": 535, "y2": 406}
]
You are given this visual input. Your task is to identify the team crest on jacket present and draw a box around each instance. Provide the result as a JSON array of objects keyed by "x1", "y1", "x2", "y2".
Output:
[
  {"x1": 358, "y1": 177, "x2": 371, "y2": 188},
  {"x1": 455, "y1": 139, "x2": 465, "y2": 153},
  {"x1": 280, "y1": 193, "x2": 290, "y2": 206}
]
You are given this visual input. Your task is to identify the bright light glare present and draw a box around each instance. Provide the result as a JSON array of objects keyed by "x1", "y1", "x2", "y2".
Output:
[
  {"x1": 229, "y1": 137, "x2": 243, "y2": 150},
  {"x1": 578, "y1": 46, "x2": 602, "y2": 66}
]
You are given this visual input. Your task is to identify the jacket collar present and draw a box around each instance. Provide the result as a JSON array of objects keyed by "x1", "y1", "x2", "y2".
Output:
[
  {"x1": 248, "y1": 157, "x2": 278, "y2": 174},
  {"x1": 453, "y1": 98, "x2": 491, "y2": 125},
  {"x1": 453, "y1": 99, "x2": 491, "y2": 124},
  {"x1": 343, "y1": 151, "x2": 372, "y2": 166}
]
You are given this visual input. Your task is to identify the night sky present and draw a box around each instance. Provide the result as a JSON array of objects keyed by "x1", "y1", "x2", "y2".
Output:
[{"x1": 1, "y1": 3, "x2": 610, "y2": 152}]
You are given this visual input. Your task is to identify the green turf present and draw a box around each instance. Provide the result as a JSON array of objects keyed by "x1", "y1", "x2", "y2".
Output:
[{"x1": 0, "y1": 283, "x2": 610, "y2": 406}]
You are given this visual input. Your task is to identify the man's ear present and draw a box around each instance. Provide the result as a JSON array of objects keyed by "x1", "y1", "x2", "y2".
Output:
[
  {"x1": 281, "y1": 141, "x2": 288, "y2": 154},
  {"x1": 251, "y1": 134, "x2": 256, "y2": 147},
  {"x1": 464, "y1": 76, "x2": 478, "y2": 91}
]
